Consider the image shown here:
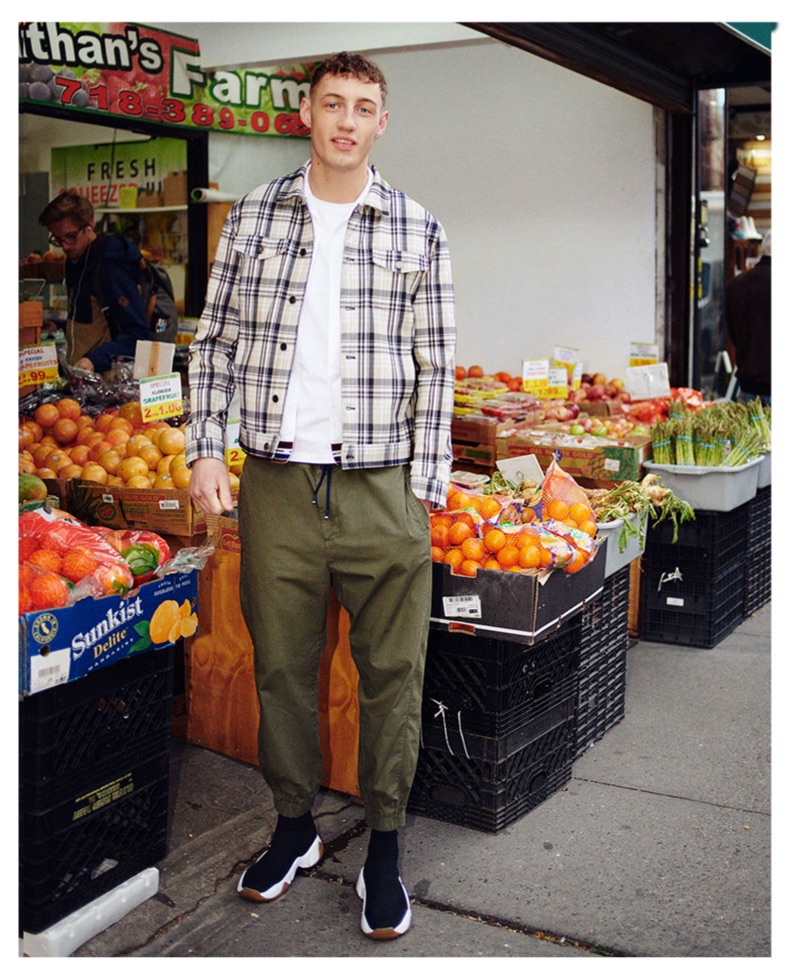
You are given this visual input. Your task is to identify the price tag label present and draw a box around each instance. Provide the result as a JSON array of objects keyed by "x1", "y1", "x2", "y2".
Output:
[
  {"x1": 139, "y1": 372, "x2": 184, "y2": 422},
  {"x1": 630, "y1": 342, "x2": 659, "y2": 367},
  {"x1": 546, "y1": 366, "x2": 569, "y2": 400},
  {"x1": 521, "y1": 358, "x2": 550, "y2": 396},
  {"x1": 552, "y1": 346, "x2": 580, "y2": 384},
  {"x1": 225, "y1": 395, "x2": 242, "y2": 468},
  {"x1": 19, "y1": 342, "x2": 59, "y2": 389}
]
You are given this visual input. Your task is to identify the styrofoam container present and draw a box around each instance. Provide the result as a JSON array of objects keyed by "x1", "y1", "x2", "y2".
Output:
[
  {"x1": 643, "y1": 456, "x2": 762, "y2": 512},
  {"x1": 597, "y1": 511, "x2": 648, "y2": 577},
  {"x1": 21, "y1": 867, "x2": 159, "y2": 957},
  {"x1": 757, "y1": 452, "x2": 771, "y2": 488}
]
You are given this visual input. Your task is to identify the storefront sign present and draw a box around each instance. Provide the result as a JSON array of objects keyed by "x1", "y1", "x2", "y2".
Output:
[{"x1": 19, "y1": 21, "x2": 312, "y2": 138}]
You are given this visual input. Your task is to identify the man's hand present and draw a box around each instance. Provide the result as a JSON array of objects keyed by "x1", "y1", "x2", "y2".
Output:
[
  {"x1": 188, "y1": 457, "x2": 234, "y2": 516},
  {"x1": 75, "y1": 357, "x2": 95, "y2": 372}
]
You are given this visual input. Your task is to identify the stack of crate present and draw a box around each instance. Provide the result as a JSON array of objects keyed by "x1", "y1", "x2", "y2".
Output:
[
  {"x1": 408, "y1": 619, "x2": 581, "y2": 832},
  {"x1": 575, "y1": 565, "x2": 631, "y2": 758},
  {"x1": 19, "y1": 649, "x2": 174, "y2": 936},
  {"x1": 638, "y1": 505, "x2": 749, "y2": 648},
  {"x1": 744, "y1": 486, "x2": 771, "y2": 616}
]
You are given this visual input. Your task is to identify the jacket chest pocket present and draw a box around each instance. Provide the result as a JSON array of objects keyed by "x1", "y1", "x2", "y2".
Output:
[
  {"x1": 233, "y1": 235, "x2": 291, "y2": 277},
  {"x1": 369, "y1": 249, "x2": 429, "y2": 307}
]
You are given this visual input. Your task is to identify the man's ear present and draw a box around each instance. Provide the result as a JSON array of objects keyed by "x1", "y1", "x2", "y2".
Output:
[
  {"x1": 376, "y1": 110, "x2": 389, "y2": 138},
  {"x1": 299, "y1": 96, "x2": 311, "y2": 129}
]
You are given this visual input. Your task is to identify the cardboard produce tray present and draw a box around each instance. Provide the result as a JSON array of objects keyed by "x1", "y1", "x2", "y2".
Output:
[{"x1": 430, "y1": 538, "x2": 606, "y2": 645}]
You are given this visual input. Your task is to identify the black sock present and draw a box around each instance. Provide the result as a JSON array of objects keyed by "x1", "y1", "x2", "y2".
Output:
[{"x1": 363, "y1": 829, "x2": 408, "y2": 927}]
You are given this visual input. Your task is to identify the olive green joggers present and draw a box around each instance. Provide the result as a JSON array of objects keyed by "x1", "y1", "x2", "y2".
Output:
[{"x1": 238, "y1": 459, "x2": 432, "y2": 831}]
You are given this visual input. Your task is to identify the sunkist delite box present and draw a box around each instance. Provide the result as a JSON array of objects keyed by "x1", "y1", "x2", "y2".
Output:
[{"x1": 19, "y1": 569, "x2": 199, "y2": 697}]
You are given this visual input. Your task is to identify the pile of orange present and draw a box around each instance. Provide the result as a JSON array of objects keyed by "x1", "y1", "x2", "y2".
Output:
[
  {"x1": 18, "y1": 399, "x2": 238, "y2": 492},
  {"x1": 431, "y1": 488, "x2": 597, "y2": 577}
]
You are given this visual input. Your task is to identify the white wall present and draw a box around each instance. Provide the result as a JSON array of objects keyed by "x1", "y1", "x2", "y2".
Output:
[{"x1": 198, "y1": 34, "x2": 657, "y2": 380}]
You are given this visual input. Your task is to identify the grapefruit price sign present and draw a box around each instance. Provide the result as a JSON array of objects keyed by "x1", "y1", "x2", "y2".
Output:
[
  {"x1": 19, "y1": 343, "x2": 58, "y2": 389},
  {"x1": 139, "y1": 372, "x2": 184, "y2": 422}
]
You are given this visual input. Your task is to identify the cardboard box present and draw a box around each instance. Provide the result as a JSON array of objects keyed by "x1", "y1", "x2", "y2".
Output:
[
  {"x1": 138, "y1": 188, "x2": 163, "y2": 208},
  {"x1": 451, "y1": 414, "x2": 537, "y2": 469},
  {"x1": 19, "y1": 301, "x2": 43, "y2": 328},
  {"x1": 496, "y1": 425, "x2": 651, "y2": 488},
  {"x1": 581, "y1": 399, "x2": 628, "y2": 417},
  {"x1": 19, "y1": 569, "x2": 199, "y2": 697},
  {"x1": 430, "y1": 538, "x2": 606, "y2": 645},
  {"x1": 66, "y1": 480, "x2": 213, "y2": 536},
  {"x1": 162, "y1": 171, "x2": 187, "y2": 207}
]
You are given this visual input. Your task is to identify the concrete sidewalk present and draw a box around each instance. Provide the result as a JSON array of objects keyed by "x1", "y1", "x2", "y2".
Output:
[{"x1": 69, "y1": 603, "x2": 771, "y2": 959}]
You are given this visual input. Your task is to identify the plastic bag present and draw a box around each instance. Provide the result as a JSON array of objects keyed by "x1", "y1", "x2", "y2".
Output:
[{"x1": 540, "y1": 459, "x2": 596, "y2": 529}]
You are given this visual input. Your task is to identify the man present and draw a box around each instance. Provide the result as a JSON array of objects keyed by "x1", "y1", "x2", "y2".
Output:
[
  {"x1": 38, "y1": 191, "x2": 151, "y2": 374},
  {"x1": 186, "y1": 52, "x2": 456, "y2": 940},
  {"x1": 724, "y1": 230, "x2": 771, "y2": 405}
]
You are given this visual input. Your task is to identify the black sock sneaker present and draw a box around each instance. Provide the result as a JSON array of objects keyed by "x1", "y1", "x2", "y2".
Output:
[
  {"x1": 237, "y1": 812, "x2": 322, "y2": 902},
  {"x1": 355, "y1": 830, "x2": 412, "y2": 940}
]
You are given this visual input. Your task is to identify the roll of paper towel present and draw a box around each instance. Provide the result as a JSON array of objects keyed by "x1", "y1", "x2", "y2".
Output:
[{"x1": 191, "y1": 188, "x2": 240, "y2": 203}]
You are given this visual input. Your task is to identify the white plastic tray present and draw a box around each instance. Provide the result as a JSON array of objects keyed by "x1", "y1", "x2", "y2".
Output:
[
  {"x1": 757, "y1": 452, "x2": 771, "y2": 488},
  {"x1": 643, "y1": 456, "x2": 761, "y2": 512},
  {"x1": 597, "y1": 511, "x2": 648, "y2": 578}
]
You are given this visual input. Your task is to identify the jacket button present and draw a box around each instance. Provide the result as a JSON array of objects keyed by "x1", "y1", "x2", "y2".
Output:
[
  {"x1": 288, "y1": 296, "x2": 297, "y2": 304},
  {"x1": 272, "y1": 394, "x2": 279, "y2": 403}
]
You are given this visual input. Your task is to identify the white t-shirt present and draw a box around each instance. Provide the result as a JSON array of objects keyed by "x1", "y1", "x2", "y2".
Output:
[{"x1": 279, "y1": 171, "x2": 372, "y2": 463}]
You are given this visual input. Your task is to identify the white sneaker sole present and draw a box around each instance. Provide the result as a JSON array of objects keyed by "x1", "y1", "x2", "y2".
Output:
[
  {"x1": 237, "y1": 835, "x2": 323, "y2": 902},
  {"x1": 355, "y1": 867, "x2": 412, "y2": 940}
]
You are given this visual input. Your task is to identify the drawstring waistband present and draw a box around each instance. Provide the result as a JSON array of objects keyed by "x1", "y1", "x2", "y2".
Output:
[{"x1": 311, "y1": 465, "x2": 333, "y2": 519}]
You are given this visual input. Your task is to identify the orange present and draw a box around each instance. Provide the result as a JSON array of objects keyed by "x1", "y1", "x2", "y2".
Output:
[
  {"x1": 29, "y1": 570, "x2": 70, "y2": 611},
  {"x1": 520, "y1": 506, "x2": 537, "y2": 524},
  {"x1": 126, "y1": 474, "x2": 152, "y2": 488},
  {"x1": 519, "y1": 545, "x2": 542, "y2": 568},
  {"x1": 98, "y1": 449, "x2": 124, "y2": 476},
  {"x1": 104, "y1": 428, "x2": 130, "y2": 448},
  {"x1": 171, "y1": 464, "x2": 192, "y2": 490},
  {"x1": 126, "y1": 435, "x2": 154, "y2": 458},
  {"x1": 461, "y1": 537, "x2": 486, "y2": 562},
  {"x1": 28, "y1": 548, "x2": 63, "y2": 574},
  {"x1": 43, "y1": 450, "x2": 72, "y2": 472},
  {"x1": 569, "y1": 501, "x2": 594, "y2": 525},
  {"x1": 139, "y1": 443, "x2": 163, "y2": 470},
  {"x1": 430, "y1": 511, "x2": 453, "y2": 528},
  {"x1": 61, "y1": 546, "x2": 99, "y2": 583},
  {"x1": 565, "y1": 551, "x2": 588, "y2": 575},
  {"x1": 24, "y1": 420, "x2": 43, "y2": 443},
  {"x1": 545, "y1": 499, "x2": 570, "y2": 522},
  {"x1": 33, "y1": 402, "x2": 60, "y2": 429},
  {"x1": 118, "y1": 400, "x2": 144, "y2": 426},
  {"x1": 467, "y1": 364, "x2": 485, "y2": 378},
  {"x1": 75, "y1": 425, "x2": 99, "y2": 446},
  {"x1": 68, "y1": 444, "x2": 91, "y2": 467},
  {"x1": 19, "y1": 426, "x2": 34, "y2": 451},
  {"x1": 483, "y1": 527, "x2": 507, "y2": 554},
  {"x1": 448, "y1": 521, "x2": 474, "y2": 547},
  {"x1": 446, "y1": 488, "x2": 472, "y2": 512},
  {"x1": 55, "y1": 397, "x2": 81, "y2": 421},
  {"x1": 59, "y1": 464, "x2": 84, "y2": 480},
  {"x1": 158, "y1": 426, "x2": 185, "y2": 455},
  {"x1": 94, "y1": 411, "x2": 117, "y2": 433},
  {"x1": 431, "y1": 546, "x2": 446, "y2": 563},
  {"x1": 108, "y1": 416, "x2": 135, "y2": 436},
  {"x1": 430, "y1": 524, "x2": 450, "y2": 550},
  {"x1": 483, "y1": 558, "x2": 502, "y2": 571},
  {"x1": 81, "y1": 462, "x2": 109, "y2": 485},
  {"x1": 118, "y1": 456, "x2": 149, "y2": 482},
  {"x1": 478, "y1": 496, "x2": 502, "y2": 520},
  {"x1": 88, "y1": 439, "x2": 114, "y2": 462},
  {"x1": 156, "y1": 454, "x2": 177, "y2": 477},
  {"x1": 579, "y1": 520, "x2": 597, "y2": 537},
  {"x1": 19, "y1": 456, "x2": 36, "y2": 475},
  {"x1": 496, "y1": 544, "x2": 521, "y2": 568},
  {"x1": 168, "y1": 453, "x2": 187, "y2": 475},
  {"x1": 34, "y1": 467, "x2": 58, "y2": 480},
  {"x1": 458, "y1": 559, "x2": 481, "y2": 577},
  {"x1": 443, "y1": 548, "x2": 463, "y2": 572},
  {"x1": 51, "y1": 417, "x2": 78, "y2": 445}
]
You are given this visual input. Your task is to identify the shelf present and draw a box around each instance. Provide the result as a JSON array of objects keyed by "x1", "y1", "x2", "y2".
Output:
[{"x1": 97, "y1": 206, "x2": 187, "y2": 214}]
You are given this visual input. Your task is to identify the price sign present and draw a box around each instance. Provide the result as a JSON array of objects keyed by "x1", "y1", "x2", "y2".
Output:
[
  {"x1": 630, "y1": 342, "x2": 659, "y2": 367},
  {"x1": 139, "y1": 372, "x2": 184, "y2": 422},
  {"x1": 521, "y1": 358, "x2": 550, "y2": 396},
  {"x1": 552, "y1": 346, "x2": 580, "y2": 384},
  {"x1": 546, "y1": 366, "x2": 569, "y2": 400},
  {"x1": 19, "y1": 343, "x2": 59, "y2": 389}
]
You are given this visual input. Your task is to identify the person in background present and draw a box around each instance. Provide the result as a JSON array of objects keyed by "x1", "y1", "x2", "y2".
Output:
[
  {"x1": 186, "y1": 51, "x2": 456, "y2": 941},
  {"x1": 38, "y1": 191, "x2": 150, "y2": 374},
  {"x1": 724, "y1": 230, "x2": 771, "y2": 406}
]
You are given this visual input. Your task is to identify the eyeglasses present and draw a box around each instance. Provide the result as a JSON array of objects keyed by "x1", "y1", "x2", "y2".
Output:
[{"x1": 48, "y1": 226, "x2": 86, "y2": 247}]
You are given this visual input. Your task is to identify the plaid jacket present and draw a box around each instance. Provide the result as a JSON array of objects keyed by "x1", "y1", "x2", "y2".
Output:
[{"x1": 186, "y1": 163, "x2": 456, "y2": 507}]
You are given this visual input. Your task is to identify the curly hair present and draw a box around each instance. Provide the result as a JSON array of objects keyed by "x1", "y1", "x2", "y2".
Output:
[
  {"x1": 38, "y1": 190, "x2": 94, "y2": 228},
  {"x1": 310, "y1": 51, "x2": 387, "y2": 105}
]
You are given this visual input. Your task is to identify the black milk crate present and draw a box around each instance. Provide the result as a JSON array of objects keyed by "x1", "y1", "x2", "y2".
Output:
[
  {"x1": 19, "y1": 748, "x2": 170, "y2": 935},
  {"x1": 422, "y1": 621, "x2": 580, "y2": 737},
  {"x1": 580, "y1": 565, "x2": 630, "y2": 641},
  {"x1": 745, "y1": 487, "x2": 771, "y2": 551},
  {"x1": 645, "y1": 505, "x2": 748, "y2": 576},
  {"x1": 19, "y1": 647, "x2": 173, "y2": 795},
  {"x1": 574, "y1": 633, "x2": 627, "y2": 758},
  {"x1": 410, "y1": 696, "x2": 575, "y2": 833},
  {"x1": 639, "y1": 555, "x2": 745, "y2": 648},
  {"x1": 744, "y1": 545, "x2": 771, "y2": 616}
]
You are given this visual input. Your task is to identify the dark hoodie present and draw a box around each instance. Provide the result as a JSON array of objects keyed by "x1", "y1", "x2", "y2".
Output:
[{"x1": 65, "y1": 234, "x2": 150, "y2": 373}]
